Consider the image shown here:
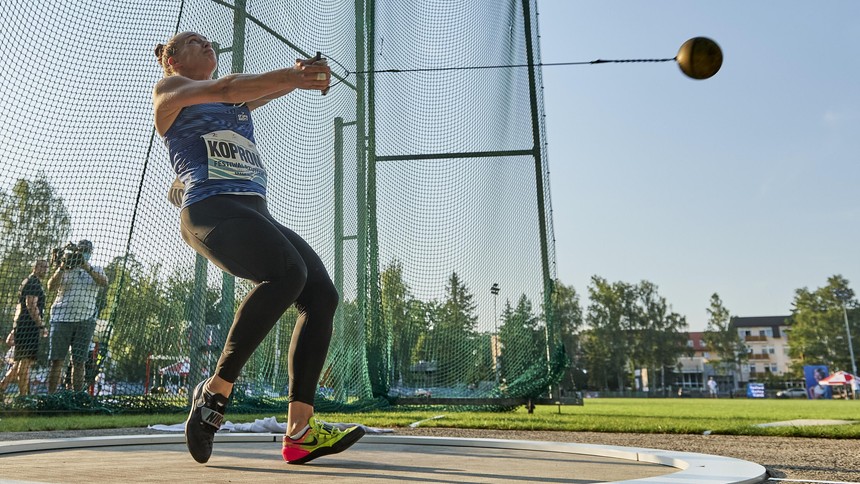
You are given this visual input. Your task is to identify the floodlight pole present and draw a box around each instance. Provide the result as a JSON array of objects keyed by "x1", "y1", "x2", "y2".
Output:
[
  {"x1": 843, "y1": 303, "x2": 858, "y2": 377},
  {"x1": 834, "y1": 285, "x2": 858, "y2": 378},
  {"x1": 491, "y1": 283, "x2": 501, "y2": 385}
]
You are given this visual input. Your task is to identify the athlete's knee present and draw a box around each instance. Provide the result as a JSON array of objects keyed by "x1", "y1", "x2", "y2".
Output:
[
  {"x1": 308, "y1": 279, "x2": 339, "y2": 316},
  {"x1": 322, "y1": 280, "x2": 340, "y2": 308}
]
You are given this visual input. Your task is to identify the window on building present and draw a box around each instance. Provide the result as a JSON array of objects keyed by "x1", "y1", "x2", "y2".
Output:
[
  {"x1": 764, "y1": 328, "x2": 773, "y2": 338},
  {"x1": 742, "y1": 364, "x2": 750, "y2": 372},
  {"x1": 770, "y1": 363, "x2": 779, "y2": 372},
  {"x1": 767, "y1": 346, "x2": 775, "y2": 354},
  {"x1": 687, "y1": 340, "x2": 694, "y2": 347}
]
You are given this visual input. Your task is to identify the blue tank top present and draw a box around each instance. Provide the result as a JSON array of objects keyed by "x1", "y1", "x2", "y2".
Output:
[{"x1": 162, "y1": 103, "x2": 267, "y2": 207}]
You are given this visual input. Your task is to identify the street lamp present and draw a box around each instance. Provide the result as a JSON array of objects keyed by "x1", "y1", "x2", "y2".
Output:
[
  {"x1": 834, "y1": 287, "x2": 858, "y2": 377},
  {"x1": 841, "y1": 303, "x2": 858, "y2": 377},
  {"x1": 491, "y1": 283, "x2": 500, "y2": 384}
]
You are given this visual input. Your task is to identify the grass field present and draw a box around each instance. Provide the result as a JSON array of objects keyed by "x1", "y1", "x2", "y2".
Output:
[{"x1": 1, "y1": 398, "x2": 859, "y2": 438}]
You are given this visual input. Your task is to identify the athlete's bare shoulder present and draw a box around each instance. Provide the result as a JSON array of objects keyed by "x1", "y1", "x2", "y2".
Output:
[
  {"x1": 153, "y1": 75, "x2": 195, "y2": 96},
  {"x1": 153, "y1": 77, "x2": 192, "y2": 135}
]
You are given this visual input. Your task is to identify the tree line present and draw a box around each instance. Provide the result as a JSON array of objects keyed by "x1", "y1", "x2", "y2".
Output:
[{"x1": 0, "y1": 175, "x2": 857, "y2": 396}]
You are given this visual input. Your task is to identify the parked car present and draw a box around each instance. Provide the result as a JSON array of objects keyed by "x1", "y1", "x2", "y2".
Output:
[{"x1": 776, "y1": 388, "x2": 807, "y2": 399}]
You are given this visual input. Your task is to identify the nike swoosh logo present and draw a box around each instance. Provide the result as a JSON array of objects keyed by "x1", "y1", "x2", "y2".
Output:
[{"x1": 301, "y1": 436, "x2": 318, "y2": 446}]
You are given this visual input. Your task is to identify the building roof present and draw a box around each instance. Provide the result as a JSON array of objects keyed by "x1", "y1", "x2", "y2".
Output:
[
  {"x1": 730, "y1": 316, "x2": 790, "y2": 328},
  {"x1": 686, "y1": 331, "x2": 707, "y2": 351}
]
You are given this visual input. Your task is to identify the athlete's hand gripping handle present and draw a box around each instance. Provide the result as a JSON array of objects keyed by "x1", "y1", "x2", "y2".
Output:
[{"x1": 314, "y1": 52, "x2": 330, "y2": 96}]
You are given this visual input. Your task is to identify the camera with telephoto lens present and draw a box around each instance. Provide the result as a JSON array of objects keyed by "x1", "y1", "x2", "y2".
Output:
[{"x1": 50, "y1": 242, "x2": 86, "y2": 270}]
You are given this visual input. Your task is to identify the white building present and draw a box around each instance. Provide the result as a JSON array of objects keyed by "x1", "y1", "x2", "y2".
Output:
[{"x1": 730, "y1": 315, "x2": 792, "y2": 381}]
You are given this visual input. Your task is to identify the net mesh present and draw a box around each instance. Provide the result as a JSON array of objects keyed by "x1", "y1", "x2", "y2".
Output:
[{"x1": 0, "y1": 0, "x2": 558, "y2": 413}]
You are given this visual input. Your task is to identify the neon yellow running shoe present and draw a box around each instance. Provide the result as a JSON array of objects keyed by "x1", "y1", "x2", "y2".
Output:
[{"x1": 282, "y1": 416, "x2": 366, "y2": 464}]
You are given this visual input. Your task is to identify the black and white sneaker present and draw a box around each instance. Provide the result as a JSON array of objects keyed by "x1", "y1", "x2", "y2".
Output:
[{"x1": 184, "y1": 379, "x2": 228, "y2": 463}]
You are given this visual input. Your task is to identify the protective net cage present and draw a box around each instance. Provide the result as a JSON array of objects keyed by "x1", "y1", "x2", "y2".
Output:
[{"x1": 0, "y1": 0, "x2": 559, "y2": 413}]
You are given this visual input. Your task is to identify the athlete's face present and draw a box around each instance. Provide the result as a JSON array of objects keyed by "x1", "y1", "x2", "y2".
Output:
[{"x1": 172, "y1": 32, "x2": 217, "y2": 79}]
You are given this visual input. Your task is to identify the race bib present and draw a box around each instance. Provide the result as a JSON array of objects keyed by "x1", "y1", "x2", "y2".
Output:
[{"x1": 202, "y1": 130, "x2": 267, "y2": 186}]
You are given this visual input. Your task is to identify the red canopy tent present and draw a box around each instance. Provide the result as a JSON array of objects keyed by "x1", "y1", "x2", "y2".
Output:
[
  {"x1": 159, "y1": 358, "x2": 190, "y2": 376},
  {"x1": 819, "y1": 370, "x2": 856, "y2": 386}
]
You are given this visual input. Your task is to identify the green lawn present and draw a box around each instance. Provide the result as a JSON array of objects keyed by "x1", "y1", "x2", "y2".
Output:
[{"x1": 2, "y1": 398, "x2": 859, "y2": 438}]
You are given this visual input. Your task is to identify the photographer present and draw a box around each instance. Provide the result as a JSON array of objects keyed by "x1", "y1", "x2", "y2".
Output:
[{"x1": 46, "y1": 239, "x2": 108, "y2": 393}]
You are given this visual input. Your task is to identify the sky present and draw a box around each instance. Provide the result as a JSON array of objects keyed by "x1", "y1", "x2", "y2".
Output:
[
  {"x1": 1, "y1": 1, "x2": 857, "y2": 335},
  {"x1": 536, "y1": 1, "x2": 860, "y2": 330}
]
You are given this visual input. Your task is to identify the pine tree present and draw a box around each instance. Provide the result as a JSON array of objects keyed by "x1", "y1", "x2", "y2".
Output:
[{"x1": 703, "y1": 293, "x2": 747, "y2": 389}]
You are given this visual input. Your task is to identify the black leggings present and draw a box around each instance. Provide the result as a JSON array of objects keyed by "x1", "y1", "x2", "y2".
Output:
[{"x1": 180, "y1": 194, "x2": 338, "y2": 405}]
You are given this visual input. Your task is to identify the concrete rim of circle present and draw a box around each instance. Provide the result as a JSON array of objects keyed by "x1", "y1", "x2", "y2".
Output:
[{"x1": 0, "y1": 433, "x2": 767, "y2": 484}]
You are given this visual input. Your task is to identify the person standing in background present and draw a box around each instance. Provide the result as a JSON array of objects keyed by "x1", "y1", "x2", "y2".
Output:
[
  {"x1": 707, "y1": 376, "x2": 718, "y2": 398},
  {"x1": 0, "y1": 260, "x2": 49, "y2": 395},
  {"x1": 46, "y1": 240, "x2": 108, "y2": 393}
]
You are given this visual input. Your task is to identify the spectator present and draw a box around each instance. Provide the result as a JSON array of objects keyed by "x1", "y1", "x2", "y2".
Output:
[
  {"x1": 707, "y1": 376, "x2": 718, "y2": 398},
  {"x1": 0, "y1": 260, "x2": 49, "y2": 395},
  {"x1": 95, "y1": 370, "x2": 106, "y2": 395},
  {"x1": 46, "y1": 240, "x2": 108, "y2": 393},
  {"x1": 0, "y1": 331, "x2": 17, "y2": 395}
]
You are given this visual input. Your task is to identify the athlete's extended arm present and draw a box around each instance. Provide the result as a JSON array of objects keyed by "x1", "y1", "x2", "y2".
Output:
[
  {"x1": 244, "y1": 87, "x2": 297, "y2": 111},
  {"x1": 245, "y1": 57, "x2": 329, "y2": 111},
  {"x1": 153, "y1": 63, "x2": 330, "y2": 134}
]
